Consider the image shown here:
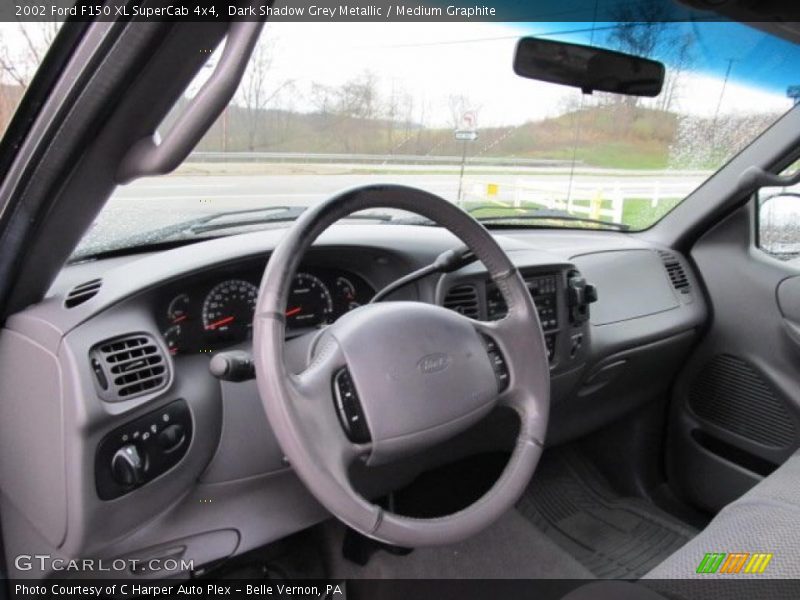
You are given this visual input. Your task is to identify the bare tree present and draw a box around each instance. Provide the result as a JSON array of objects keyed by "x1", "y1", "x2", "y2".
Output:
[
  {"x1": 607, "y1": 5, "x2": 672, "y2": 109},
  {"x1": 0, "y1": 23, "x2": 60, "y2": 136},
  {"x1": 309, "y1": 71, "x2": 382, "y2": 152},
  {"x1": 237, "y1": 38, "x2": 294, "y2": 151},
  {"x1": 337, "y1": 71, "x2": 379, "y2": 119},
  {"x1": 447, "y1": 94, "x2": 472, "y2": 129},
  {"x1": 608, "y1": 12, "x2": 670, "y2": 58},
  {"x1": 311, "y1": 82, "x2": 334, "y2": 115},
  {"x1": 383, "y1": 81, "x2": 401, "y2": 153},
  {"x1": 657, "y1": 30, "x2": 696, "y2": 112},
  {"x1": 414, "y1": 95, "x2": 429, "y2": 154},
  {"x1": 607, "y1": 8, "x2": 696, "y2": 112},
  {"x1": 0, "y1": 22, "x2": 59, "y2": 89}
]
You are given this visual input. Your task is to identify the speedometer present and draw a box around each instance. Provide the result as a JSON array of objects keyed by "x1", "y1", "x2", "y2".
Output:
[
  {"x1": 202, "y1": 279, "x2": 258, "y2": 341},
  {"x1": 285, "y1": 272, "x2": 334, "y2": 330}
]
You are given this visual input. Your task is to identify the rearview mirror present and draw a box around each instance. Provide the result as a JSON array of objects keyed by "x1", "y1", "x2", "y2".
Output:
[{"x1": 513, "y1": 37, "x2": 665, "y2": 97}]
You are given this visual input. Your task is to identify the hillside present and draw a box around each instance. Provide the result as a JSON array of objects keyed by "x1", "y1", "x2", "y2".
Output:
[
  {"x1": 0, "y1": 81, "x2": 775, "y2": 171},
  {"x1": 184, "y1": 103, "x2": 680, "y2": 170}
]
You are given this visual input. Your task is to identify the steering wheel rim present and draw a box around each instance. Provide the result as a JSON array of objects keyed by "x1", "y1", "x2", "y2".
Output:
[{"x1": 253, "y1": 184, "x2": 550, "y2": 547}]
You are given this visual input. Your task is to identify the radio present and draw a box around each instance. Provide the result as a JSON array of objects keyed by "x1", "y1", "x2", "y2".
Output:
[
  {"x1": 487, "y1": 273, "x2": 560, "y2": 362},
  {"x1": 487, "y1": 273, "x2": 560, "y2": 331}
]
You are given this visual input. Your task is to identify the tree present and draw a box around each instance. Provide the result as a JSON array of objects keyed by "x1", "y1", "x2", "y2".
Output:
[
  {"x1": 606, "y1": 5, "x2": 696, "y2": 111},
  {"x1": 658, "y1": 30, "x2": 696, "y2": 112},
  {"x1": 0, "y1": 22, "x2": 60, "y2": 90},
  {"x1": 0, "y1": 23, "x2": 61, "y2": 135},
  {"x1": 383, "y1": 81, "x2": 401, "y2": 153},
  {"x1": 237, "y1": 37, "x2": 294, "y2": 151},
  {"x1": 309, "y1": 71, "x2": 382, "y2": 152},
  {"x1": 447, "y1": 93, "x2": 473, "y2": 130},
  {"x1": 608, "y1": 4, "x2": 671, "y2": 59}
]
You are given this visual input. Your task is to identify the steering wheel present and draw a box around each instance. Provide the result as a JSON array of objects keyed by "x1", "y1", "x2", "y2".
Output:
[{"x1": 253, "y1": 185, "x2": 549, "y2": 547}]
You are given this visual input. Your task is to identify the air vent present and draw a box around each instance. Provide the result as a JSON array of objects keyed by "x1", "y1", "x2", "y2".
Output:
[
  {"x1": 658, "y1": 251, "x2": 691, "y2": 295},
  {"x1": 64, "y1": 278, "x2": 102, "y2": 308},
  {"x1": 91, "y1": 334, "x2": 168, "y2": 401},
  {"x1": 443, "y1": 284, "x2": 480, "y2": 319}
]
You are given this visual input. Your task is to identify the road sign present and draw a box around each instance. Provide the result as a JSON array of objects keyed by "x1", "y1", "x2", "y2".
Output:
[
  {"x1": 460, "y1": 111, "x2": 477, "y2": 130},
  {"x1": 455, "y1": 130, "x2": 478, "y2": 141}
]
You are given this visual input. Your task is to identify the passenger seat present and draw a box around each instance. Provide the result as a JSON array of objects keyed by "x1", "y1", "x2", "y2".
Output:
[{"x1": 644, "y1": 451, "x2": 800, "y2": 579}]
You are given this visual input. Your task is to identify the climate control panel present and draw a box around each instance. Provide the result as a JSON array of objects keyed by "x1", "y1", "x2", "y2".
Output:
[{"x1": 95, "y1": 399, "x2": 193, "y2": 500}]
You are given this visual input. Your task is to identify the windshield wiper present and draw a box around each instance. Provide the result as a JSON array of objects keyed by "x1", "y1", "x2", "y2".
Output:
[
  {"x1": 189, "y1": 206, "x2": 403, "y2": 234},
  {"x1": 469, "y1": 206, "x2": 630, "y2": 231},
  {"x1": 187, "y1": 206, "x2": 308, "y2": 234}
]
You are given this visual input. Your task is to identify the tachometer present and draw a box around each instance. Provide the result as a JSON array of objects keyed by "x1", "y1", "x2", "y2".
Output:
[
  {"x1": 286, "y1": 272, "x2": 334, "y2": 329},
  {"x1": 202, "y1": 279, "x2": 258, "y2": 340}
]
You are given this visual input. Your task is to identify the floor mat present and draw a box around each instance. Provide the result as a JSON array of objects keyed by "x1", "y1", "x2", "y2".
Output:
[
  {"x1": 322, "y1": 510, "x2": 594, "y2": 579},
  {"x1": 517, "y1": 450, "x2": 698, "y2": 579}
]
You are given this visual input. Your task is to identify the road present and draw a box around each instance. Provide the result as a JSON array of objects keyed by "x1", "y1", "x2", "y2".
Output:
[{"x1": 76, "y1": 169, "x2": 708, "y2": 257}]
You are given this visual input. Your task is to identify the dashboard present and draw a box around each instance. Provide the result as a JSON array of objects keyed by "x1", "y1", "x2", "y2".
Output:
[
  {"x1": 0, "y1": 223, "x2": 707, "y2": 579},
  {"x1": 157, "y1": 266, "x2": 375, "y2": 355}
]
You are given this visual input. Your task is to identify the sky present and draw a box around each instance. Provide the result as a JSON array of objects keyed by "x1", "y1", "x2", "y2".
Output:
[
  {"x1": 221, "y1": 20, "x2": 799, "y2": 127},
  {"x1": 2, "y1": 18, "x2": 800, "y2": 128}
]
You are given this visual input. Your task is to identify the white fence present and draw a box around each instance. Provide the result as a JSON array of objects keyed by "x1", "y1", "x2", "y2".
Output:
[{"x1": 460, "y1": 177, "x2": 694, "y2": 223}]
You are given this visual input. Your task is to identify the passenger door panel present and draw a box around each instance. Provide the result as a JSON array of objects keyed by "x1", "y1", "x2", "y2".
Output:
[
  {"x1": 666, "y1": 202, "x2": 800, "y2": 514},
  {"x1": 778, "y1": 275, "x2": 800, "y2": 346}
]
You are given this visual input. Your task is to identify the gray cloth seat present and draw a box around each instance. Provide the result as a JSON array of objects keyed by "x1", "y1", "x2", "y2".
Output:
[
  {"x1": 557, "y1": 457, "x2": 800, "y2": 600},
  {"x1": 644, "y1": 451, "x2": 800, "y2": 580}
]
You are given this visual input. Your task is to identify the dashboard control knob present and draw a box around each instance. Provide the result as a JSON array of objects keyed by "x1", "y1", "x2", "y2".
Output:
[
  {"x1": 111, "y1": 444, "x2": 145, "y2": 487},
  {"x1": 158, "y1": 424, "x2": 186, "y2": 452},
  {"x1": 209, "y1": 350, "x2": 255, "y2": 382}
]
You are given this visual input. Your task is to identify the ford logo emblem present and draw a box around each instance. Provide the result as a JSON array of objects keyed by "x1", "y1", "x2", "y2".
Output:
[{"x1": 417, "y1": 353, "x2": 452, "y2": 374}]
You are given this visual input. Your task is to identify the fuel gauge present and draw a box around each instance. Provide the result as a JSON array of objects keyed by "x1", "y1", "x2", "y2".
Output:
[
  {"x1": 167, "y1": 293, "x2": 190, "y2": 324},
  {"x1": 335, "y1": 277, "x2": 361, "y2": 311}
]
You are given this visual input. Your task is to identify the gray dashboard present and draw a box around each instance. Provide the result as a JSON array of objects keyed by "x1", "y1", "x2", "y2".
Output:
[{"x1": 0, "y1": 224, "x2": 706, "y2": 578}]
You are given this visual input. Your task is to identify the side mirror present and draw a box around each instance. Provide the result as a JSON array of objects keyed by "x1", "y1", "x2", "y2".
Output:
[
  {"x1": 513, "y1": 37, "x2": 665, "y2": 97},
  {"x1": 759, "y1": 192, "x2": 800, "y2": 259}
]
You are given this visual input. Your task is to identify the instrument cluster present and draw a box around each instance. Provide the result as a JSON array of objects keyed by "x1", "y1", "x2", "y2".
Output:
[{"x1": 158, "y1": 266, "x2": 374, "y2": 355}]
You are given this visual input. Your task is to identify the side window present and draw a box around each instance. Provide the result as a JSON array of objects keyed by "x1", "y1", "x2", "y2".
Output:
[{"x1": 758, "y1": 160, "x2": 800, "y2": 261}]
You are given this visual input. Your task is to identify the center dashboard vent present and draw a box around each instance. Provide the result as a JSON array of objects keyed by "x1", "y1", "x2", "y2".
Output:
[
  {"x1": 657, "y1": 251, "x2": 691, "y2": 296},
  {"x1": 64, "y1": 278, "x2": 102, "y2": 308},
  {"x1": 443, "y1": 284, "x2": 480, "y2": 319},
  {"x1": 90, "y1": 334, "x2": 169, "y2": 401}
]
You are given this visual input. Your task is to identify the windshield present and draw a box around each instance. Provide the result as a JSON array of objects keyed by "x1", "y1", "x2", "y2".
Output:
[
  {"x1": 0, "y1": 22, "x2": 61, "y2": 129},
  {"x1": 72, "y1": 19, "x2": 800, "y2": 258}
]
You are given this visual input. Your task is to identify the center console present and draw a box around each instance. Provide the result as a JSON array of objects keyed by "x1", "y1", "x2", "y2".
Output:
[{"x1": 442, "y1": 266, "x2": 596, "y2": 373}]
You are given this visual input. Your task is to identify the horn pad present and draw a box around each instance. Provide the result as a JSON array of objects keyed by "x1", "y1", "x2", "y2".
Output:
[{"x1": 328, "y1": 302, "x2": 498, "y2": 465}]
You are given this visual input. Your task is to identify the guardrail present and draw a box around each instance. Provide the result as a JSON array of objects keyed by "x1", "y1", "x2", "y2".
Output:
[{"x1": 186, "y1": 151, "x2": 579, "y2": 168}]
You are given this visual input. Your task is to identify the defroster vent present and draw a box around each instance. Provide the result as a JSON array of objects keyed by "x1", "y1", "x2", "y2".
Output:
[
  {"x1": 65, "y1": 279, "x2": 102, "y2": 308},
  {"x1": 443, "y1": 284, "x2": 479, "y2": 319},
  {"x1": 658, "y1": 251, "x2": 691, "y2": 296},
  {"x1": 90, "y1": 334, "x2": 169, "y2": 401}
]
